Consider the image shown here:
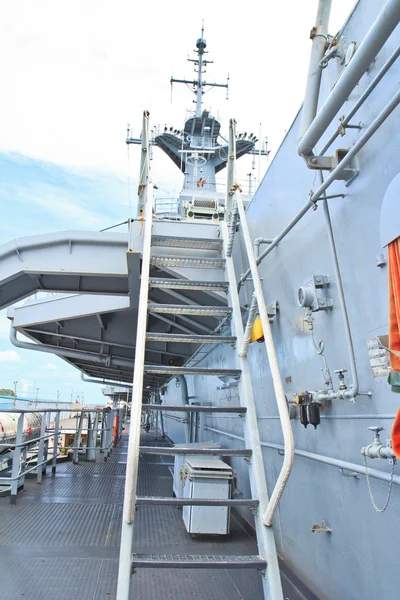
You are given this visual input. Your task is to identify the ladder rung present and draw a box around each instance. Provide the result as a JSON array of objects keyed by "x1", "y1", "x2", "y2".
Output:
[
  {"x1": 150, "y1": 255, "x2": 225, "y2": 269},
  {"x1": 143, "y1": 365, "x2": 241, "y2": 377},
  {"x1": 151, "y1": 235, "x2": 223, "y2": 251},
  {"x1": 148, "y1": 304, "x2": 232, "y2": 317},
  {"x1": 146, "y1": 333, "x2": 236, "y2": 344},
  {"x1": 136, "y1": 497, "x2": 258, "y2": 507},
  {"x1": 142, "y1": 405, "x2": 246, "y2": 413},
  {"x1": 139, "y1": 447, "x2": 252, "y2": 457},
  {"x1": 149, "y1": 278, "x2": 229, "y2": 292},
  {"x1": 132, "y1": 553, "x2": 266, "y2": 570}
]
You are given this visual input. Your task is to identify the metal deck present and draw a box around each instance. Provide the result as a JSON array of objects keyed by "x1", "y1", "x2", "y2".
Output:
[{"x1": 0, "y1": 433, "x2": 315, "y2": 600}]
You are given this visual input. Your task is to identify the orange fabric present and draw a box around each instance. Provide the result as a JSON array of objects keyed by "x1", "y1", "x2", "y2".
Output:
[
  {"x1": 391, "y1": 408, "x2": 400, "y2": 459},
  {"x1": 112, "y1": 415, "x2": 119, "y2": 447},
  {"x1": 388, "y1": 239, "x2": 400, "y2": 370}
]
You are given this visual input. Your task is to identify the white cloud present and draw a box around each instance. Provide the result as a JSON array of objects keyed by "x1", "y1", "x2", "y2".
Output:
[
  {"x1": 0, "y1": 350, "x2": 22, "y2": 363},
  {"x1": 43, "y1": 363, "x2": 58, "y2": 370},
  {"x1": 0, "y1": 0, "x2": 355, "y2": 177}
]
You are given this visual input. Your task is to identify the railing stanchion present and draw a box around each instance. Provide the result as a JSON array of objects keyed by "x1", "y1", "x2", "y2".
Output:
[{"x1": 10, "y1": 414, "x2": 24, "y2": 505}]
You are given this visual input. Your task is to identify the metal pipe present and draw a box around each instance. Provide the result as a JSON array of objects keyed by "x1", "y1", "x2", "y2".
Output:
[
  {"x1": 204, "y1": 426, "x2": 400, "y2": 486},
  {"x1": 117, "y1": 111, "x2": 152, "y2": 600},
  {"x1": 239, "y1": 294, "x2": 258, "y2": 358},
  {"x1": 10, "y1": 326, "x2": 135, "y2": 369},
  {"x1": 226, "y1": 198, "x2": 238, "y2": 257},
  {"x1": 321, "y1": 182, "x2": 358, "y2": 399},
  {"x1": 239, "y1": 239, "x2": 272, "y2": 356},
  {"x1": 298, "y1": 0, "x2": 400, "y2": 157},
  {"x1": 258, "y1": 414, "x2": 397, "y2": 420},
  {"x1": 253, "y1": 237, "x2": 273, "y2": 253},
  {"x1": 319, "y1": 44, "x2": 400, "y2": 155},
  {"x1": 239, "y1": 87, "x2": 400, "y2": 288},
  {"x1": 234, "y1": 190, "x2": 295, "y2": 527},
  {"x1": 298, "y1": 0, "x2": 332, "y2": 142},
  {"x1": 221, "y1": 222, "x2": 284, "y2": 600},
  {"x1": 175, "y1": 375, "x2": 191, "y2": 443},
  {"x1": 80, "y1": 373, "x2": 133, "y2": 388},
  {"x1": 0, "y1": 457, "x2": 55, "y2": 484},
  {"x1": 225, "y1": 118, "x2": 236, "y2": 223}
]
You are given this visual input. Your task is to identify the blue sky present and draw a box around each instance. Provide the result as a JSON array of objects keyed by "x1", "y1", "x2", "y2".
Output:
[{"x1": 0, "y1": 152, "x2": 130, "y2": 404}]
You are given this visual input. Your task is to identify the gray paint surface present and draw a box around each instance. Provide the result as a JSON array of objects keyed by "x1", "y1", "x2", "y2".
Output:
[{"x1": 163, "y1": 1, "x2": 400, "y2": 598}]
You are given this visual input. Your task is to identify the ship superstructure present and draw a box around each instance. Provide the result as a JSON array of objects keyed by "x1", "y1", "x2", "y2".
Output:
[{"x1": 127, "y1": 27, "x2": 268, "y2": 221}]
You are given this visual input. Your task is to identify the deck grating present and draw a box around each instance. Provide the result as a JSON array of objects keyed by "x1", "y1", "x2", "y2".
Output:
[{"x1": 0, "y1": 432, "x2": 315, "y2": 600}]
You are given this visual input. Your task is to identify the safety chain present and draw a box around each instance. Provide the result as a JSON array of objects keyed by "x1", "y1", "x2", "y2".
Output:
[{"x1": 363, "y1": 454, "x2": 395, "y2": 513}]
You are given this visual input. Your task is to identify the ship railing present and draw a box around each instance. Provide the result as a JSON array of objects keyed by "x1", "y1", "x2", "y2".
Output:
[
  {"x1": 184, "y1": 176, "x2": 255, "y2": 196},
  {"x1": 0, "y1": 406, "x2": 123, "y2": 504},
  {"x1": 225, "y1": 117, "x2": 295, "y2": 527}
]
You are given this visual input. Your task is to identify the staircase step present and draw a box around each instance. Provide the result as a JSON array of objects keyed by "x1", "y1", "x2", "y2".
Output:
[
  {"x1": 132, "y1": 553, "x2": 266, "y2": 570},
  {"x1": 150, "y1": 255, "x2": 225, "y2": 269},
  {"x1": 143, "y1": 404, "x2": 246, "y2": 413},
  {"x1": 149, "y1": 278, "x2": 229, "y2": 292},
  {"x1": 136, "y1": 497, "x2": 258, "y2": 507},
  {"x1": 139, "y1": 447, "x2": 252, "y2": 457},
  {"x1": 148, "y1": 304, "x2": 232, "y2": 317},
  {"x1": 146, "y1": 333, "x2": 236, "y2": 344},
  {"x1": 152, "y1": 235, "x2": 222, "y2": 251},
  {"x1": 144, "y1": 365, "x2": 241, "y2": 377}
]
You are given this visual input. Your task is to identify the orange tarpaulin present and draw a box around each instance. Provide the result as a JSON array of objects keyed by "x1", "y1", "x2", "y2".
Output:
[
  {"x1": 392, "y1": 408, "x2": 400, "y2": 459},
  {"x1": 389, "y1": 238, "x2": 400, "y2": 457},
  {"x1": 388, "y1": 238, "x2": 400, "y2": 371}
]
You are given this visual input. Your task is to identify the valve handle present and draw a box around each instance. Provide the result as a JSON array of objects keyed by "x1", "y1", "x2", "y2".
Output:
[
  {"x1": 368, "y1": 426, "x2": 384, "y2": 433},
  {"x1": 334, "y1": 369, "x2": 348, "y2": 374}
]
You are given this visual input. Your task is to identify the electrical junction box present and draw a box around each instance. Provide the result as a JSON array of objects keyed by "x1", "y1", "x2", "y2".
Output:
[
  {"x1": 173, "y1": 442, "x2": 220, "y2": 498},
  {"x1": 181, "y1": 457, "x2": 233, "y2": 535}
]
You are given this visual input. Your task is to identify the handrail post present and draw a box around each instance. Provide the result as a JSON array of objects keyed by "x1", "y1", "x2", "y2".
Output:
[
  {"x1": 86, "y1": 413, "x2": 96, "y2": 461},
  {"x1": 73, "y1": 411, "x2": 84, "y2": 464},
  {"x1": 117, "y1": 110, "x2": 153, "y2": 600},
  {"x1": 10, "y1": 413, "x2": 24, "y2": 505},
  {"x1": 52, "y1": 411, "x2": 60, "y2": 475},
  {"x1": 234, "y1": 188, "x2": 295, "y2": 526},
  {"x1": 225, "y1": 118, "x2": 236, "y2": 224},
  {"x1": 36, "y1": 412, "x2": 47, "y2": 484},
  {"x1": 100, "y1": 410, "x2": 106, "y2": 454}
]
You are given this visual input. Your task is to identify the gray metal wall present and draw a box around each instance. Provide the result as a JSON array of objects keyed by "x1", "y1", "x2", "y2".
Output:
[{"x1": 163, "y1": 1, "x2": 400, "y2": 598}]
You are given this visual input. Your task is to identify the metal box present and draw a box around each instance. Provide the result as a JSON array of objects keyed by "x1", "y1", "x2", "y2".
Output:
[
  {"x1": 173, "y1": 442, "x2": 220, "y2": 497},
  {"x1": 181, "y1": 458, "x2": 233, "y2": 535}
]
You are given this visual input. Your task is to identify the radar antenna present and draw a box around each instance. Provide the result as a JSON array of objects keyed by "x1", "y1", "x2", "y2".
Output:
[{"x1": 170, "y1": 24, "x2": 229, "y2": 117}]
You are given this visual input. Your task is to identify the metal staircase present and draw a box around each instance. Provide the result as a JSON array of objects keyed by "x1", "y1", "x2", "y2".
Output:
[{"x1": 116, "y1": 112, "x2": 286, "y2": 600}]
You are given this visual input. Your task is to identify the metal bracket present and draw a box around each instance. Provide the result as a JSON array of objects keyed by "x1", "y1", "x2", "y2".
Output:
[
  {"x1": 307, "y1": 149, "x2": 357, "y2": 181},
  {"x1": 313, "y1": 275, "x2": 330, "y2": 289},
  {"x1": 310, "y1": 519, "x2": 332, "y2": 533},
  {"x1": 267, "y1": 301, "x2": 278, "y2": 317},
  {"x1": 340, "y1": 468, "x2": 360, "y2": 479},
  {"x1": 386, "y1": 439, "x2": 396, "y2": 466}
]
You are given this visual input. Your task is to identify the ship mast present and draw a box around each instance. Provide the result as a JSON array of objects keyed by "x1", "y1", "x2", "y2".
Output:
[{"x1": 170, "y1": 24, "x2": 229, "y2": 117}]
